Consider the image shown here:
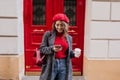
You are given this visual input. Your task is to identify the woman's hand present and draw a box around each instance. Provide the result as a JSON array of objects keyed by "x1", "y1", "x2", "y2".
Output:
[{"x1": 53, "y1": 45, "x2": 62, "y2": 52}]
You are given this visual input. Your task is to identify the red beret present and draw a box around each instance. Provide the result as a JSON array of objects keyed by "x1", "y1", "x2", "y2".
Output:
[{"x1": 53, "y1": 13, "x2": 69, "y2": 23}]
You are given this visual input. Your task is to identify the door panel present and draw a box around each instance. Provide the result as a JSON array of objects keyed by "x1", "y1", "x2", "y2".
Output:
[
  {"x1": 24, "y1": 0, "x2": 85, "y2": 75},
  {"x1": 64, "y1": 0, "x2": 84, "y2": 72},
  {"x1": 24, "y1": 0, "x2": 53, "y2": 72}
]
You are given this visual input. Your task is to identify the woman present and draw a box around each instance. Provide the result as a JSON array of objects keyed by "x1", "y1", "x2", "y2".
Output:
[{"x1": 40, "y1": 13, "x2": 81, "y2": 80}]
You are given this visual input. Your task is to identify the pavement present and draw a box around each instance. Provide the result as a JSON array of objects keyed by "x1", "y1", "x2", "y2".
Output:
[{"x1": 22, "y1": 76, "x2": 85, "y2": 80}]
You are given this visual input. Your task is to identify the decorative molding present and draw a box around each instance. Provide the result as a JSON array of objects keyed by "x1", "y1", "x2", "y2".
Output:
[
  {"x1": 0, "y1": 16, "x2": 17, "y2": 19},
  {"x1": 87, "y1": 57, "x2": 120, "y2": 60},
  {"x1": 0, "y1": 35, "x2": 18, "y2": 37},
  {"x1": 92, "y1": 0, "x2": 110, "y2": 2},
  {"x1": 93, "y1": 0, "x2": 120, "y2": 2},
  {"x1": 92, "y1": 20, "x2": 120, "y2": 22},
  {"x1": 111, "y1": 0, "x2": 120, "y2": 2},
  {"x1": 91, "y1": 39, "x2": 120, "y2": 40},
  {"x1": 26, "y1": 71, "x2": 81, "y2": 76}
]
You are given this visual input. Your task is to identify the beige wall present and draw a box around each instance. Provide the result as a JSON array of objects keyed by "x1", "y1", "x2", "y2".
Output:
[
  {"x1": 0, "y1": 54, "x2": 24, "y2": 80},
  {"x1": 84, "y1": 0, "x2": 120, "y2": 80},
  {"x1": 90, "y1": 0, "x2": 120, "y2": 59},
  {"x1": 84, "y1": 56, "x2": 120, "y2": 80},
  {"x1": 0, "y1": 0, "x2": 24, "y2": 80}
]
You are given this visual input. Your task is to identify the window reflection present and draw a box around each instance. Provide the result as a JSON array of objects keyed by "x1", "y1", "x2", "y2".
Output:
[
  {"x1": 64, "y1": 0, "x2": 76, "y2": 26},
  {"x1": 33, "y1": 0, "x2": 46, "y2": 25}
]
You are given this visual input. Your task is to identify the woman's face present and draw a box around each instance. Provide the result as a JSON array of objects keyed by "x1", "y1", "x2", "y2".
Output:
[{"x1": 55, "y1": 21, "x2": 65, "y2": 33}]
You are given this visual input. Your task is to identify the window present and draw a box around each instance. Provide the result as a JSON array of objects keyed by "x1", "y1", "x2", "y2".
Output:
[
  {"x1": 64, "y1": 0, "x2": 76, "y2": 26},
  {"x1": 33, "y1": 0, "x2": 46, "y2": 25}
]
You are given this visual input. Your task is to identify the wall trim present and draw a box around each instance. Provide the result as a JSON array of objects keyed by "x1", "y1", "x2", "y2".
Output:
[{"x1": 0, "y1": 16, "x2": 17, "y2": 19}]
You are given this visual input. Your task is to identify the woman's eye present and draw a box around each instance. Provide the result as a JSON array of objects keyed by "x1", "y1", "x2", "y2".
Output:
[{"x1": 56, "y1": 24, "x2": 64, "y2": 27}]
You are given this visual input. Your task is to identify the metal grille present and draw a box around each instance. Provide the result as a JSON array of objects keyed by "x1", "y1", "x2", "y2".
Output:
[
  {"x1": 33, "y1": 0, "x2": 46, "y2": 25},
  {"x1": 64, "y1": 0, "x2": 76, "y2": 26}
]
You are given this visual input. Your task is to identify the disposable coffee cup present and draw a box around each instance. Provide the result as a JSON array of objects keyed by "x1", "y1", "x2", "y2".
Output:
[{"x1": 74, "y1": 48, "x2": 81, "y2": 57}]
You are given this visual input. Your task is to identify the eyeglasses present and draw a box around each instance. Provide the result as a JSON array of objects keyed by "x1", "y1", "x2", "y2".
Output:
[{"x1": 55, "y1": 24, "x2": 65, "y2": 27}]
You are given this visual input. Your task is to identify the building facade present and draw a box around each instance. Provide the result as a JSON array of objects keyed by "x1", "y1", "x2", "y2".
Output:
[{"x1": 0, "y1": 0, "x2": 120, "y2": 80}]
